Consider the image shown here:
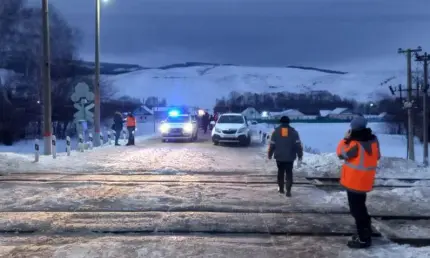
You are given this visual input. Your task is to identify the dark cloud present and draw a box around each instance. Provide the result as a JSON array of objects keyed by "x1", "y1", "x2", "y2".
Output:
[{"x1": 29, "y1": 0, "x2": 430, "y2": 67}]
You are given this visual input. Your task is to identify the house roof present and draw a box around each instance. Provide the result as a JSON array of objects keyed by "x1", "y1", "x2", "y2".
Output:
[
  {"x1": 330, "y1": 108, "x2": 349, "y2": 115},
  {"x1": 319, "y1": 110, "x2": 331, "y2": 117},
  {"x1": 283, "y1": 109, "x2": 304, "y2": 116},
  {"x1": 242, "y1": 107, "x2": 259, "y2": 113},
  {"x1": 134, "y1": 105, "x2": 154, "y2": 115},
  {"x1": 378, "y1": 112, "x2": 387, "y2": 117},
  {"x1": 268, "y1": 109, "x2": 304, "y2": 116},
  {"x1": 142, "y1": 105, "x2": 154, "y2": 115}
]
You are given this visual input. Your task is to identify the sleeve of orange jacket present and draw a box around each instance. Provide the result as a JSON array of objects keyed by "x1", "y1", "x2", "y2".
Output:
[{"x1": 336, "y1": 140, "x2": 359, "y2": 160}]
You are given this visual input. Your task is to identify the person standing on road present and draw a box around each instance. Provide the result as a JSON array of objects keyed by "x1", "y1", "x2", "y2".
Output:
[
  {"x1": 112, "y1": 112, "x2": 123, "y2": 146},
  {"x1": 126, "y1": 112, "x2": 136, "y2": 146},
  {"x1": 202, "y1": 112, "x2": 210, "y2": 134},
  {"x1": 336, "y1": 115, "x2": 380, "y2": 249},
  {"x1": 268, "y1": 116, "x2": 303, "y2": 197}
]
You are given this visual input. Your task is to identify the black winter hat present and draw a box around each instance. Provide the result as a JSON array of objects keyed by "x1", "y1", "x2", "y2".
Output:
[{"x1": 280, "y1": 116, "x2": 290, "y2": 124}]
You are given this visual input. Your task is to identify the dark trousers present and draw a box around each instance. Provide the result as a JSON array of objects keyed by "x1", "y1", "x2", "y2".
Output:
[
  {"x1": 347, "y1": 191, "x2": 372, "y2": 239},
  {"x1": 276, "y1": 161, "x2": 293, "y2": 192},
  {"x1": 127, "y1": 127, "x2": 135, "y2": 145},
  {"x1": 115, "y1": 130, "x2": 121, "y2": 145}
]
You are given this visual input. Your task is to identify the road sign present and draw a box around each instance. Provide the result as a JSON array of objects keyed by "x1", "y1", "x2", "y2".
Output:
[
  {"x1": 71, "y1": 82, "x2": 95, "y2": 103},
  {"x1": 85, "y1": 103, "x2": 95, "y2": 111}
]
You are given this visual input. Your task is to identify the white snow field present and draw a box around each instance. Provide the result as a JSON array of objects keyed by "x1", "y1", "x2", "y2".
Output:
[
  {"x1": 1, "y1": 123, "x2": 430, "y2": 257},
  {"x1": 110, "y1": 65, "x2": 404, "y2": 108}
]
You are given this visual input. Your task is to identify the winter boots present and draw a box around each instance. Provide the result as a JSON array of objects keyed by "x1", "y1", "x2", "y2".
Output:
[
  {"x1": 347, "y1": 229, "x2": 372, "y2": 249},
  {"x1": 278, "y1": 185, "x2": 291, "y2": 197}
]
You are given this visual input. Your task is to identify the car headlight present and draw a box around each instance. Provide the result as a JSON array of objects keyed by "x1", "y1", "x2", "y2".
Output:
[
  {"x1": 238, "y1": 127, "x2": 248, "y2": 133},
  {"x1": 160, "y1": 123, "x2": 170, "y2": 133},
  {"x1": 214, "y1": 127, "x2": 222, "y2": 133},
  {"x1": 183, "y1": 123, "x2": 193, "y2": 133}
]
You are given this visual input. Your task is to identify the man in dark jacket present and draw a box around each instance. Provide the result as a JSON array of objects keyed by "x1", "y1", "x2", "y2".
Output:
[
  {"x1": 268, "y1": 116, "x2": 303, "y2": 197},
  {"x1": 202, "y1": 112, "x2": 210, "y2": 134},
  {"x1": 112, "y1": 112, "x2": 123, "y2": 146}
]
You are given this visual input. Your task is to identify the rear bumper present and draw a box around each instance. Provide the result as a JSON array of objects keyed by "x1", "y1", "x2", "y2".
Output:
[
  {"x1": 162, "y1": 136, "x2": 192, "y2": 140},
  {"x1": 162, "y1": 132, "x2": 193, "y2": 139},
  {"x1": 212, "y1": 134, "x2": 248, "y2": 142}
]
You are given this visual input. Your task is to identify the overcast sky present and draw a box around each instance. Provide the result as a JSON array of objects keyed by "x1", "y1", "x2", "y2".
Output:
[{"x1": 31, "y1": 0, "x2": 430, "y2": 69}]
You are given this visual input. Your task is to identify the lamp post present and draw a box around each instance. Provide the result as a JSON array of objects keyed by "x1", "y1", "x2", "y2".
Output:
[
  {"x1": 93, "y1": 0, "x2": 105, "y2": 146},
  {"x1": 42, "y1": 0, "x2": 52, "y2": 155}
]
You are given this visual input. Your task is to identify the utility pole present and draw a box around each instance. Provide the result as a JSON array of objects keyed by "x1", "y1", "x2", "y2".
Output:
[
  {"x1": 93, "y1": 0, "x2": 101, "y2": 146},
  {"x1": 416, "y1": 52, "x2": 430, "y2": 166},
  {"x1": 389, "y1": 84, "x2": 408, "y2": 158},
  {"x1": 398, "y1": 47, "x2": 422, "y2": 161},
  {"x1": 42, "y1": 0, "x2": 52, "y2": 155}
]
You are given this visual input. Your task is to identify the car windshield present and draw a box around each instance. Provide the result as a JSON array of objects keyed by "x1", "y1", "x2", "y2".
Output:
[
  {"x1": 217, "y1": 115, "x2": 244, "y2": 124},
  {"x1": 166, "y1": 116, "x2": 190, "y2": 123}
]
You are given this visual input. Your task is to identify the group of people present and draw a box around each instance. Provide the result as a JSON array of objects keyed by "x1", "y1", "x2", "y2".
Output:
[
  {"x1": 112, "y1": 112, "x2": 136, "y2": 146},
  {"x1": 268, "y1": 115, "x2": 380, "y2": 249},
  {"x1": 200, "y1": 112, "x2": 218, "y2": 134}
]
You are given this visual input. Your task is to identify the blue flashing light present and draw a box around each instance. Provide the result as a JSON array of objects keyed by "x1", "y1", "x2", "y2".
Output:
[{"x1": 168, "y1": 110, "x2": 180, "y2": 117}]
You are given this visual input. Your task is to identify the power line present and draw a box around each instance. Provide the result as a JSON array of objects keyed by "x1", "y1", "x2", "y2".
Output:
[
  {"x1": 416, "y1": 52, "x2": 430, "y2": 166},
  {"x1": 398, "y1": 47, "x2": 422, "y2": 161}
]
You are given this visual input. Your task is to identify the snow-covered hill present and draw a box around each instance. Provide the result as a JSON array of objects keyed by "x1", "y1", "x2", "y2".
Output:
[{"x1": 110, "y1": 65, "x2": 405, "y2": 108}]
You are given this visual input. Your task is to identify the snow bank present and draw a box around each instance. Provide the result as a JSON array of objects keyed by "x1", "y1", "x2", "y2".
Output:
[
  {"x1": 0, "y1": 122, "x2": 156, "y2": 154},
  {"x1": 257, "y1": 122, "x2": 430, "y2": 178},
  {"x1": 0, "y1": 122, "x2": 159, "y2": 174}
]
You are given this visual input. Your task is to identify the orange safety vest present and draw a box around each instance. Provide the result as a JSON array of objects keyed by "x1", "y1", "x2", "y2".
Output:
[
  {"x1": 336, "y1": 139, "x2": 379, "y2": 193},
  {"x1": 126, "y1": 116, "x2": 136, "y2": 127}
]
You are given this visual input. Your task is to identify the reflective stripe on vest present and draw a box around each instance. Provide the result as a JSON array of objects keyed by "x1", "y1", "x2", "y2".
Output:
[
  {"x1": 342, "y1": 142, "x2": 378, "y2": 171},
  {"x1": 339, "y1": 140, "x2": 378, "y2": 193}
]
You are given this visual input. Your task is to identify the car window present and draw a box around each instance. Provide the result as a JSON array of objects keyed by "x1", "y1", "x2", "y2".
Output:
[
  {"x1": 166, "y1": 116, "x2": 190, "y2": 123},
  {"x1": 217, "y1": 115, "x2": 244, "y2": 124}
]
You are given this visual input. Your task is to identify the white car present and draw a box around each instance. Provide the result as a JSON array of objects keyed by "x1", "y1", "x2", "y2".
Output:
[
  {"x1": 211, "y1": 113, "x2": 251, "y2": 146},
  {"x1": 159, "y1": 114, "x2": 198, "y2": 142}
]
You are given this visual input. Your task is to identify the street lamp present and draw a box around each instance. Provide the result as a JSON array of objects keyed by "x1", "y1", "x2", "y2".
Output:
[
  {"x1": 93, "y1": 0, "x2": 108, "y2": 146},
  {"x1": 42, "y1": 0, "x2": 52, "y2": 155}
]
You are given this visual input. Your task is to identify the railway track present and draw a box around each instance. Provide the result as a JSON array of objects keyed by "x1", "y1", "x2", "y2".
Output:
[
  {"x1": 1, "y1": 172, "x2": 429, "y2": 248},
  {"x1": 1, "y1": 174, "x2": 428, "y2": 188},
  {"x1": 0, "y1": 211, "x2": 428, "y2": 247}
]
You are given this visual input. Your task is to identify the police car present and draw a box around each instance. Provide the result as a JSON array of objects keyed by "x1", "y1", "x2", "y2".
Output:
[
  {"x1": 211, "y1": 113, "x2": 251, "y2": 146},
  {"x1": 159, "y1": 110, "x2": 198, "y2": 142}
]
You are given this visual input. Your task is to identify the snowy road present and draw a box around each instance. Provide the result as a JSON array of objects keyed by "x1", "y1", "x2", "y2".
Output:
[{"x1": 1, "y1": 131, "x2": 268, "y2": 174}]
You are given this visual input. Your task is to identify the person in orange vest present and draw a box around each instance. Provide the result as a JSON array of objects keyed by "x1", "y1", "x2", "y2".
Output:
[
  {"x1": 126, "y1": 112, "x2": 136, "y2": 146},
  {"x1": 336, "y1": 115, "x2": 380, "y2": 249}
]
